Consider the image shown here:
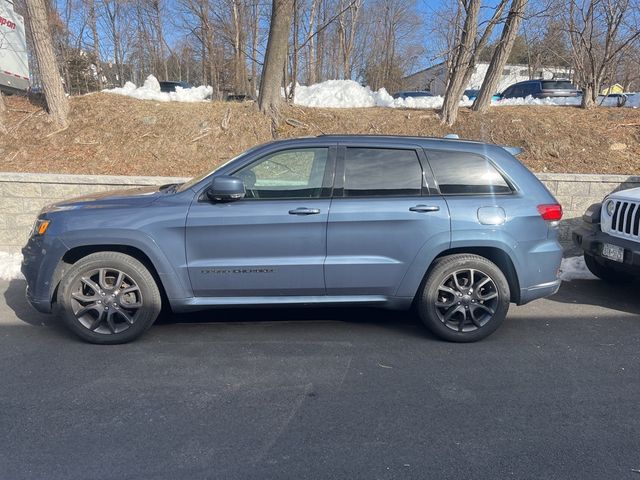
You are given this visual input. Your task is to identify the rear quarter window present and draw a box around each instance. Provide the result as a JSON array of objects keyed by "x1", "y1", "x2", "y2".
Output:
[
  {"x1": 542, "y1": 81, "x2": 576, "y2": 90},
  {"x1": 426, "y1": 150, "x2": 513, "y2": 195}
]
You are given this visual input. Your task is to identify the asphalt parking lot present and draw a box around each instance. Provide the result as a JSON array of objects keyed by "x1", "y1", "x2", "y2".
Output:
[{"x1": 1, "y1": 278, "x2": 640, "y2": 480}]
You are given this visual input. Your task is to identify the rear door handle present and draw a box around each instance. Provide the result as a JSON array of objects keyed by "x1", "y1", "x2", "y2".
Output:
[
  {"x1": 409, "y1": 205, "x2": 440, "y2": 213},
  {"x1": 289, "y1": 207, "x2": 321, "y2": 215}
]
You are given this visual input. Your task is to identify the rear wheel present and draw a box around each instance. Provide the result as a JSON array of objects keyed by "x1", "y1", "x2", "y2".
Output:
[
  {"x1": 417, "y1": 254, "x2": 510, "y2": 342},
  {"x1": 583, "y1": 253, "x2": 635, "y2": 283},
  {"x1": 57, "y1": 252, "x2": 161, "y2": 344}
]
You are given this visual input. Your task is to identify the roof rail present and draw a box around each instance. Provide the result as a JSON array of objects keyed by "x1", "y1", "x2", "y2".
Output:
[{"x1": 501, "y1": 145, "x2": 524, "y2": 156}]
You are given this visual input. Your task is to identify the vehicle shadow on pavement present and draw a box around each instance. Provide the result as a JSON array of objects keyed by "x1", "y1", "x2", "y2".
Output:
[
  {"x1": 4, "y1": 279, "x2": 57, "y2": 327},
  {"x1": 160, "y1": 305, "x2": 433, "y2": 338},
  {"x1": 549, "y1": 279, "x2": 640, "y2": 315},
  {"x1": 3, "y1": 279, "x2": 76, "y2": 340},
  {"x1": 3, "y1": 278, "x2": 434, "y2": 341}
]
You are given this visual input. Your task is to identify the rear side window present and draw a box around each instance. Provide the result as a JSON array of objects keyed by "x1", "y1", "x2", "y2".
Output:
[
  {"x1": 426, "y1": 150, "x2": 512, "y2": 195},
  {"x1": 343, "y1": 148, "x2": 422, "y2": 197},
  {"x1": 542, "y1": 81, "x2": 576, "y2": 90}
]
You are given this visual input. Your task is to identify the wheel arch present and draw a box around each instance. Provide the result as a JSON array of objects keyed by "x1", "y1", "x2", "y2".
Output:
[
  {"x1": 431, "y1": 247, "x2": 521, "y2": 304},
  {"x1": 50, "y1": 243, "x2": 181, "y2": 310}
]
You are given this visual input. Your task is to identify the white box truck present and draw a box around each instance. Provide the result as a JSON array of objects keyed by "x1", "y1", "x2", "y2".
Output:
[{"x1": 0, "y1": 0, "x2": 29, "y2": 92}]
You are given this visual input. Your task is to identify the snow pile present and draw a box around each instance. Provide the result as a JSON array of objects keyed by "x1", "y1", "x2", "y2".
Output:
[
  {"x1": 292, "y1": 79, "x2": 639, "y2": 110},
  {"x1": 103, "y1": 75, "x2": 213, "y2": 103},
  {"x1": 559, "y1": 256, "x2": 597, "y2": 281},
  {"x1": 293, "y1": 80, "x2": 395, "y2": 108},
  {"x1": 0, "y1": 251, "x2": 23, "y2": 281}
]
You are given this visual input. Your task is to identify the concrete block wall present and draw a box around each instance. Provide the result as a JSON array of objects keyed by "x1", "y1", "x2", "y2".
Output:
[
  {"x1": 0, "y1": 172, "x2": 186, "y2": 252},
  {"x1": 1, "y1": 171, "x2": 639, "y2": 253}
]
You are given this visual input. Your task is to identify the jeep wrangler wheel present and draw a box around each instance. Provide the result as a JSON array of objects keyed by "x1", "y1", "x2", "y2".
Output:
[
  {"x1": 57, "y1": 252, "x2": 161, "y2": 344},
  {"x1": 418, "y1": 254, "x2": 510, "y2": 342},
  {"x1": 583, "y1": 253, "x2": 635, "y2": 284}
]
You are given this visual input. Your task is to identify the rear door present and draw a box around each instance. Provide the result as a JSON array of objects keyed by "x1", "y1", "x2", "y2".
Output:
[
  {"x1": 325, "y1": 143, "x2": 450, "y2": 296},
  {"x1": 186, "y1": 146, "x2": 335, "y2": 297}
]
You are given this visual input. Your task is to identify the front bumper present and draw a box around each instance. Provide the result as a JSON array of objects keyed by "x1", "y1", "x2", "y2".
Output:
[
  {"x1": 21, "y1": 234, "x2": 68, "y2": 314},
  {"x1": 573, "y1": 223, "x2": 640, "y2": 273}
]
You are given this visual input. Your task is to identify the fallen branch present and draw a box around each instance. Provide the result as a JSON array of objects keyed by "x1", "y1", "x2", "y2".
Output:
[
  {"x1": 221, "y1": 108, "x2": 232, "y2": 131},
  {"x1": 10, "y1": 109, "x2": 42, "y2": 133},
  {"x1": 191, "y1": 130, "x2": 212, "y2": 143},
  {"x1": 285, "y1": 118, "x2": 307, "y2": 128},
  {"x1": 45, "y1": 126, "x2": 69, "y2": 138}
]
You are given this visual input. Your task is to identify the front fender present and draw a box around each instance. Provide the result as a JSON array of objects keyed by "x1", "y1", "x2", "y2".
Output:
[{"x1": 58, "y1": 228, "x2": 192, "y2": 302}]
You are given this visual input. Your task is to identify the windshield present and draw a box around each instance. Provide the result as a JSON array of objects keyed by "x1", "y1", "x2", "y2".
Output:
[{"x1": 175, "y1": 144, "x2": 266, "y2": 193}]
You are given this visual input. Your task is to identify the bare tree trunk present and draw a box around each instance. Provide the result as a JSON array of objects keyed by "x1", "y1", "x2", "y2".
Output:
[
  {"x1": 581, "y1": 82, "x2": 595, "y2": 108},
  {"x1": 152, "y1": 0, "x2": 169, "y2": 81},
  {"x1": 289, "y1": 0, "x2": 299, "y2": 100},
  {"x1": 440, "y1": 0, "x2": 480, "y2": 126},
  {"x1": 250, "y1": 0, "x2": 259, "y2": 97},
  {"x1": 88, "y1": 0, "x2": 102, "y2": 89},
  {"x1": 0, "y1": 92, "x2": 8, "y2": 135},
  {"x1": 25, "y1": 0, "x2": 70, "y2": 129},
  {"x1": 232, "y1": 0, "x2": 250, "y2": 95},
  {"x1": 473, "y1": 0, "x2": 527, "y2": 113},
  {"x1": 258, "y1": 0, "x2": 295, "y2": 119},
  {"x1": 306, "y1": 0, "x2": 318, "y2": 84}
]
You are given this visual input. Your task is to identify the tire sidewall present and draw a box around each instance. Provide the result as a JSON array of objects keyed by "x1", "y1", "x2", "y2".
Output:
[
  {"x1": 419, "y1": 255, "x2": 510, "y2": 342},
  {"x1": 58, "y1": 253, "x2": 161, "y2": 344}
]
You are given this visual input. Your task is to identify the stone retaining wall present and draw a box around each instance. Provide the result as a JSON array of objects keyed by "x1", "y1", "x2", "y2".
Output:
[{"x1": 1, "y1": 171, "x2": 639, "y2": 253}]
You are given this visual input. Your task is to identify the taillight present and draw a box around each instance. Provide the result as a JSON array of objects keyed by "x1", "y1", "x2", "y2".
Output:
[{"x1": 537, "y1": 204, "x2": 563, "y2": 221}]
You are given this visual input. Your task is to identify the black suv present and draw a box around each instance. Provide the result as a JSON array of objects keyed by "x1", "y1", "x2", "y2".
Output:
[{"x1": 499, "y1": 80, "x2": 578, "y2": 99}]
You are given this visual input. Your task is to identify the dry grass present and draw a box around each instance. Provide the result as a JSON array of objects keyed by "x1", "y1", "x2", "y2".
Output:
[{"x1": 0, "y1": 92, "x2": 639, "y2": 176}]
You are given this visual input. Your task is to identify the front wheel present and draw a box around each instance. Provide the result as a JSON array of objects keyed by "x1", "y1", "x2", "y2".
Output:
[
  {"x1": 57, "y1": 252, "x2": 162, "y2": 344},
  {"x1": 417, "y1": 254, "x2": 510, "y2": 342}
]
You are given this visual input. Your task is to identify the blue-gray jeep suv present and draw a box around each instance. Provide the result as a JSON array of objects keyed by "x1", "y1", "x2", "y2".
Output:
[{"x1": 22, "y1": 135, "x2": 563, "y2": 344}]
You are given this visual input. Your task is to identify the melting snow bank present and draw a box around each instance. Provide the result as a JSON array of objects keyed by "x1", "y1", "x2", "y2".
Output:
[
  {"x1": 0, "y1": 251, "x2": 23, "y2": 281},
  {"x1": 292, "y1": 79, "x2": 639, "y2": 109},
  {"x1": 103, "y1": 75, "x2": 213, "y2": 102},
  {"x1": 559, "y1": 256, "x2": 597, "y2": 281}
]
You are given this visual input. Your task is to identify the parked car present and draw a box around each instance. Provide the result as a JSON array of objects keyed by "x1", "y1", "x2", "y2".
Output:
[
  {"x1": 463, "y1": 89, "x2": 501, "y2": 102},
  {"x1": 393, "y1": 91, "x2": 434, "y2": 100},
  {"x1": 159, "y1": 81, "x2": 193, "y2": 92},
  {"x1": 22, "y1": 135, "x2": 563, "y2": 344},
  {"x1": 573, "y1": 188, "x2": 640, "y2": 282},
  {"x1": 498, "y1": 80, "x2": 579, "y2": 99}
]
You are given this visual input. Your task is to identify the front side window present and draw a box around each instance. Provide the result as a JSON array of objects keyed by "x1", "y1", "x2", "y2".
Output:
[
  {"x1": 233, "y1": 148, "x2": 329, "y2": 199},
  {"x1": 426, "y1": 150, "x2": 512, "y2": 195},
  {"x1": 343, "y1": 148, "x2": 423, "y2": 197}
]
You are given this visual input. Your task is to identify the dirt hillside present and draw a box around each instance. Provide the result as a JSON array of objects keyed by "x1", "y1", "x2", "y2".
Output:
[{"x1": 1, "y1": 92, "x2": 639, "y2": 177}]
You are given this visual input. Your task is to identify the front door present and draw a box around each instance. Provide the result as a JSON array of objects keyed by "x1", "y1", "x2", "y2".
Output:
[{"x1": 186, "y1": 146, "x2": 335, "y2": 297}]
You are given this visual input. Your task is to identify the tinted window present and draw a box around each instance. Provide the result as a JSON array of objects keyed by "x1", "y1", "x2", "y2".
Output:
[
  {"x1": 234, "y1": 148, "x2": 329, "y2": 199},
  {"x1": 426, "y1": 150, "x2": 512, "y2": 195},
  {"x1": 542, "y1": 80, "x2": 576, "y2": 90},
  {"x1": 344, "y1": 148, "x2": 422, "y2": 197}
]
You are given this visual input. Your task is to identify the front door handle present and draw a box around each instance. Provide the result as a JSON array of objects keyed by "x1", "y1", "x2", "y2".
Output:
[
  {"x1": 289, "y1": 207, "x2": 321, "y2": 215},
  {"x1": 409, "y1": 205, "x2": 440, "y2": 213}
]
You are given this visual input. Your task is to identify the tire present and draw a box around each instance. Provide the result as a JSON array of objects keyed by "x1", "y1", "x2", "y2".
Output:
[
  {"x1": 583, "y1": 253, "x2": 635, "y2": 284},
  {"x1": 417, "y1": 254, "x2": 510, "y2": 342},
  {"x1": 57, "y1": 252, "x2": 161, "y2": 344}
]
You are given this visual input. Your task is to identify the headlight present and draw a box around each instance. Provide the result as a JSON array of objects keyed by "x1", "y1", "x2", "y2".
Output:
[
  {"x1": 31, "y1": 219, "x2": 50, "y2": 236},
  {"x1": 606, "y1": 200, "x2": 615, "y2": 216}
]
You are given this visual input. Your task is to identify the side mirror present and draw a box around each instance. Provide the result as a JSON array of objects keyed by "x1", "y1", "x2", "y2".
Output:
[{"x1": 206, "y1": 175, "x2": 245, "y2": 202}]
